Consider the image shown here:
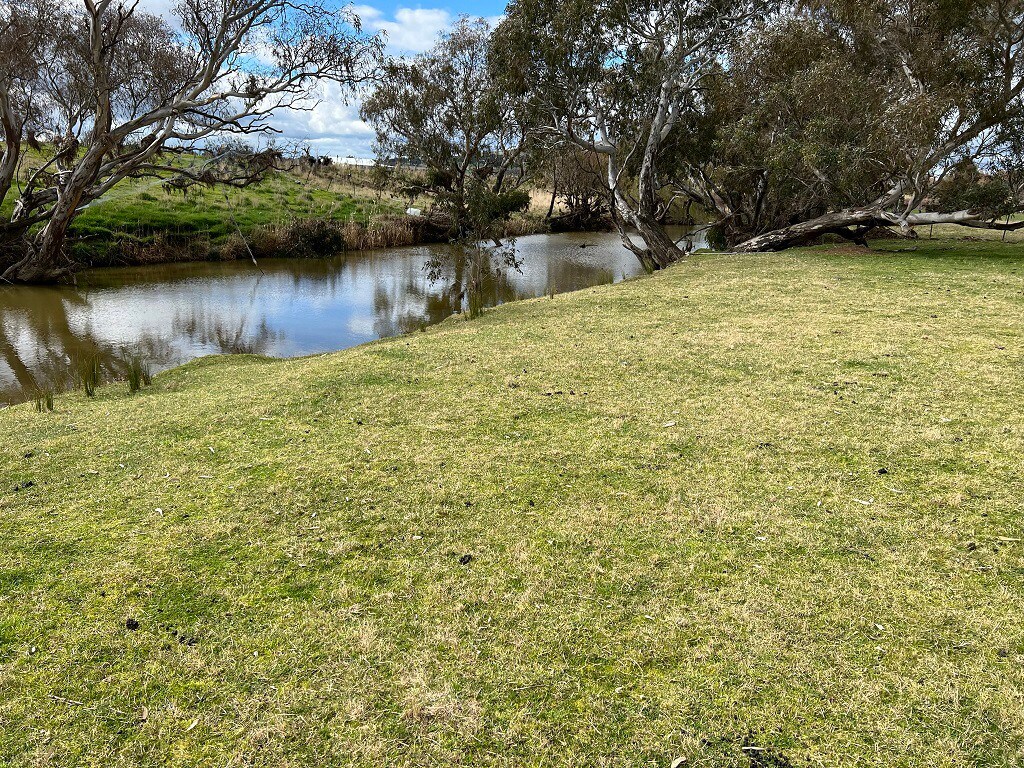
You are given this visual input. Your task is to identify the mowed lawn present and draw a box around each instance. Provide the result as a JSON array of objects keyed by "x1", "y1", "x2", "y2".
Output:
[{"x1": 1, "y1": 242, "x2": 1023, "y2": 766}]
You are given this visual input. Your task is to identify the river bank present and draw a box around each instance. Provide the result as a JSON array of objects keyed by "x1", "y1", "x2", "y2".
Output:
[
  {"x1": 2, "y1": 239, "x2": 1023, "y2": 765},
  {"x1": 59, "y1": 164, "x2": 560, "y2": 270},
  {"x1": 80, "y1": 211, "x2": 554, "y2": 269},
  {"x1": 0, "y1": 231, "x2": 643, "y2": 406},
  {"x1": 2, "y1": 159, "x2": 576, "y2": 273}
]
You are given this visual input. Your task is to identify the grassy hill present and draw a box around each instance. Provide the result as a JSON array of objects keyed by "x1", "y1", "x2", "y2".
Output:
[
  {"x1": 67, "y1": 164, "x2": 415, "y2": 266},
  {"x1": 2, "y1": 151, "x2": 547, "y2": 267},
  {"x1": 1, "y1": 239, "x2": 1022, "y2": 765},
  {"x1": 72, "y1": 166, "x2": 394, "y2": 241}
]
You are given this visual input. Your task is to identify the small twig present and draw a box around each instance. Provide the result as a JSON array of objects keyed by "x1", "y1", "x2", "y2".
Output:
[{"x1": 49, "y1": 695, "x2": 87, "y2": 706}]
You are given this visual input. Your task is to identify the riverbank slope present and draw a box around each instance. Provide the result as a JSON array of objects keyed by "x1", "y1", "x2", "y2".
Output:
[
  {"x1": 2, "y1": 240, "x2": 1023, "y2": 765},
  {"x1": 3, "y1": 156, "x2": 551, "y2": 269}
]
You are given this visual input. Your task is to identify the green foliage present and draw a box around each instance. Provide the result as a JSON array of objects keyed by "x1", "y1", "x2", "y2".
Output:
[
  {"x1": 934, "y1": 161, "x2": 1016, "y2": 220},
  {"x1": 695, "y1": 0, "x2": 1024, "y2": 244},
  {"x1": 485, "y1": 189, "x2": 531, "y2": 220},
  {"x1": 494, "y1": 0, "x2": 760, "y2": 266},
  {"x1": 455, "y1": 186, "x2": 532, "y2": 238},
  {"x1": 704, "y1": 16, "x2": 901, "y2": 239},
  {"x1": 362, "y1": 17, "x2": 533, "y2": 240}
]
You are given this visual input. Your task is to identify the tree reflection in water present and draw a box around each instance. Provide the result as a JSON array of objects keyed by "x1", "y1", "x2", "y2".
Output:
[{"x1": 1, "y1": 231, "x2": 644, "y2": 406}]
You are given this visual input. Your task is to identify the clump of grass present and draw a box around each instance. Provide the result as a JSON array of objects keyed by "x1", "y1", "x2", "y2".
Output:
[
  {"x1": 122, "y1": 353, "x2": 153, "y2": 393},
  {"x1": 31, "y1": 387, "x2": 54, "y2": 412},
  {"x1": 74, "y1": 353, "x2": 101, "y2": 397}
]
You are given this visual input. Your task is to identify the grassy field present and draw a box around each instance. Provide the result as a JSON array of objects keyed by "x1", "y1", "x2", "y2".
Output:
[
  {"x1": 2, "y1": 149, "x2": 553, "y2": 267},
  {"x1": 0, "y1": 151, "x2": 417, "y2": 265},
  {"x1": 1, "y1": 240, "x2": 1023, "y2": 766},
  {"x1": 71, "y1": 167, "x2": 396, "y2": 241}
]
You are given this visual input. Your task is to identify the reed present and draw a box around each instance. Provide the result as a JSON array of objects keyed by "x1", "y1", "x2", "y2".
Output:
[
  {"x1": 74, "y1": 354, "x2": 102, "y2": 397},
  {"x1": 342, "y1": 217, "x2": 420, "y2": 250},
  {"x1": 31, "y1": 387, "x2": 54, "y2": 412},
  {"x1": 123, "y1": 353, "x2": 153, "y2": 393},
  {"x1": 501, "y1": 214, "x2": 549, "y2": 239}
]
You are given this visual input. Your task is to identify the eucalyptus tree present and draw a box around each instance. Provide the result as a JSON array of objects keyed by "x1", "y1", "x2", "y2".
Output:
[
  {"x1": 361, "y1": 17, "x2": 534, "y2": 241},
  {"x1": 0, "y1": 0, "x2": 380, "y2": 284},
  {"x1": 494, "y1": 0, "x2": 764, "y2": 271},
  {"x1": 0, "y1": 0, "x2": 51, "y2": 225},
  {"x1": 694, "y1": 0, "x2": 1024, "y2": 251}
]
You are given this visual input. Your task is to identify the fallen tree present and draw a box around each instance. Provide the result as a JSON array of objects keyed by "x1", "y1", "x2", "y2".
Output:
[
  {"x1": 734, "y1": 208, "x2": 1024, "y2": 252},
  {"x1": 684, "y1": 0, "x2": 1024, "y2": 251}
]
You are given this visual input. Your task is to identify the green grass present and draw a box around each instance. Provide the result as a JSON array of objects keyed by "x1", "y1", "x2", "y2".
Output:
[
  {"x1": 1, "y1": 240, "x2": 1023, "y2": 766},
  {"x1": 68, "y1": 168, "x2": 400, "y2": 254},
  {"x1": 1, "y1": 149, "x2": 405, "y2": 262}
]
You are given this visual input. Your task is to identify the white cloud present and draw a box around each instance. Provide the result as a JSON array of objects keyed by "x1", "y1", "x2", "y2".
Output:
[
  {"x1": 133, "y1": 3, "x2": 480, "y2": 156},
  {"x1": 353, "y1": 6, "x2": 454, "y2": 54},
  {"x1": 268, "y1": 81, "x2": 378, "y2": 158},
  {"x1": 273, "y1": 5, "x2": 471, "y2": 155},
  {"x1": 136, "y1": 0, "x2": 176, "y2": 14}
]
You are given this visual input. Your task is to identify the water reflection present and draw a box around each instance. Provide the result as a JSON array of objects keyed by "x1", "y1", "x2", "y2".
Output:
[{"x1": 0, "y1": 231, "x2": 648, "y2": 406}]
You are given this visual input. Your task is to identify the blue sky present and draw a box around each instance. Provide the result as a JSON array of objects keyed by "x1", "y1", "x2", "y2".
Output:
[{"x1": 140, "y1": 1, "x2": 508, "y2": 157}]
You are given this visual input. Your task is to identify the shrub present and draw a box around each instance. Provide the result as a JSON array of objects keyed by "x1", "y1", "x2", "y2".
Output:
[{"x1": 283, "y1": 218, "x2": 346, "y2": 258}]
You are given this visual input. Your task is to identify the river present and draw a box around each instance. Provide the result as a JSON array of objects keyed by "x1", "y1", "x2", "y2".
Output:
[{"x1": 0, "y1": 230, "x2": 674, "y2": 406}]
